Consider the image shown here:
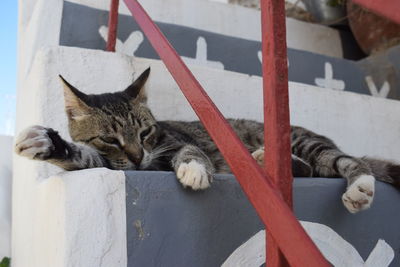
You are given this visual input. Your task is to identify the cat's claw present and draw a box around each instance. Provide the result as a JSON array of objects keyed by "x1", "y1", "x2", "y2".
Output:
[
  {"x1": 15, "y1": 125, "x2": 54, "y2": 160},
  {"x1": 176, "y1": 160, "x2": 211, "y2": 190},
  {"x1": 342, "y1": 175, "x2": 375, "y2": 213}
]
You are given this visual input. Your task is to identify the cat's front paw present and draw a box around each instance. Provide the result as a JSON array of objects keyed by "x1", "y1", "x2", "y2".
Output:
[
  {"x1": 15, "y1": 125, "x2": 55, "y2": 160},
  {"x1": 251, "y1": 148, "x2": 264, "y2": 166},
  {"x1": 342, "y1": 175, "x2": 375, "y2": 213},
  {"x1": 176, "y1": 160, "x2": 212, "y2": 190}
]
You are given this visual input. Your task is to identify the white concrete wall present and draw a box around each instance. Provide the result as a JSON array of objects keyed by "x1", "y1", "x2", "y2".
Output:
[
  {"x1": 34, "y1": 168, "x2": 126, "y2": 267},
  {"x1": 74, "y1": 0, "x2": 343, "y2": 57},
  {"x1": 0, "y1": 135, "x2": 12, "y2": 259},
  {"x1": 17, "y1": 0, "x2": 343, "y2": 88},
  {"x1": 14, "y1": 46, "x2": 400, "y2": 266},
  {"x1": 17, "y1": 0, "x2": 62, "y2": 84},
  {"x1": 16, "y1": 46, "x2": 400, "y2": 165}
]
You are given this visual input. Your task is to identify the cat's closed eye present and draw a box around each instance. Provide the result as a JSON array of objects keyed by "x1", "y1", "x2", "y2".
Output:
[
  {"x1": 139, "y1": 126, "x2": 153, "y2": 141},
  {"x1": 99, "y1": 136, "x2": 121, "y2": 147}
]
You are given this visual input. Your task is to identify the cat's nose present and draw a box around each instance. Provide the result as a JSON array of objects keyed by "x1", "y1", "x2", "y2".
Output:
[{"x1": 126, "y1": 150, "x2": 143, "y2": 166}]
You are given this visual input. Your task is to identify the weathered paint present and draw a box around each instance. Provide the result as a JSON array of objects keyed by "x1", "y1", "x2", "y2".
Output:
[
  {"x1": 353, "y1": 0, "x2": 400, "y2": 25},
  {"x1": 106, "y1": 0, "x2": 119, "y2": 51},
  {"x1": 123, "y1": 0, "x2": 328, "y2": 266},
  {"x1": 260, "y1": 0, "x2": 294, "y2": 265}
]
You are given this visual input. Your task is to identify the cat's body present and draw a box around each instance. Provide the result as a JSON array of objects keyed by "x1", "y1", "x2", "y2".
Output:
[{"x1": 15, "y1": 68, "x2": 400, "y2": 213}]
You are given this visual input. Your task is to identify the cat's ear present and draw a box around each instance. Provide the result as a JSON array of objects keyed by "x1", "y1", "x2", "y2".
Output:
[
  {"x1": 59, "y1": 75, "x2": 91, "y2": 121},
  {"x1": 124, "y1": 67, "x2": 150, "y2": 103}
]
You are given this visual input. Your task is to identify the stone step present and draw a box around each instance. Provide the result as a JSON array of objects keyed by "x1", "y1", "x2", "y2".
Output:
[
  {"x1": 17, "y1": 0, "x2": 348, "y2": 83},
  {"x1": 63, "y1": 0, "x2": 345, "y2": 57},
  {"x1": 16, "y1": 47, "x2": 400, "y2": 161},
  {"x1": 58, "y1": 1, "x2": 399, "y2": 101},
  {"x1": 21, "y1": 0, "x2": 400, "y2": 103},
  {"x1": 13, "y1": 45, "x2": 400, "y2": 267},
  {"x1": 28, "y1": 169, "x2": 400, "y2": 267}
]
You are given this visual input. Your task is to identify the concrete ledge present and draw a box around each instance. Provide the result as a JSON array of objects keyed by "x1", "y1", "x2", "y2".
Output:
[
  {"x1": 17, "y1": 168, "x2": 126, "y2": 267},
  {"x1": 17, "y1": 0, "x2": 343, "y2": 84},
  {"x1": 13, "y1": 168, "x2": 400, "y2": 266},
  {"x1": 65, "y1": 0, "x2": 342, "y2": 58},
  {"x1": 17, "y1": 46, "x2": 400, "y2": 160},
  {"x1": 126, "y1": 171, "x2": 400, "y2": 266},
  {"x1": 14, "y1": 46, "x2": 400, "y2": 265}
]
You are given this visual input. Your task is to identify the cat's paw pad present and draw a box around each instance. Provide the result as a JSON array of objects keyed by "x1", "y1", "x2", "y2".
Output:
[
  {"x1": 342, "y1": 175, "x2": 375, "y2": 213},
  {"x1": 15, "y1": 125, "x2": 54, "y2": 160},
  {"x1": 252, "y1": 148, "x2": 264, "y2": 166},
  {"x1": 176, "y1": 160, "x2": 211, "y2": 190}
]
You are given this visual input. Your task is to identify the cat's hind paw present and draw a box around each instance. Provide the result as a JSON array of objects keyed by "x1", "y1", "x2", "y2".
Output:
[
  {"x1": 342, "y1": 175, "x2": 375, "y2": 213},
  {"x1": 15, "y1": 125, "x2": 55, "y2": 160},
  {"x1": 176, "y1": 160, "x2": 211, "y2": 190}
]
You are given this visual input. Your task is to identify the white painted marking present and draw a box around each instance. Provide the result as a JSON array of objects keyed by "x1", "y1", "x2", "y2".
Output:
[
  {"x1": 365, "y1": 239, "x2": 395, "y2": 267},
  {"x1": 182, "y1": 37, "x2": 224, "y2": 69},
  {"x1": 221, "y1": 229, "x2": 265, "y2": 267},
  {"x1": 98, "y1": 26, "x2": 144, "y2": 55},
  {"x1": 315, "y1": 62, "x2": 345, "y2": 91},
  {"x1": 222, "y1": 221, "x2": 395, "y2": 267},
  {"x1": 365, "y1": 76, "x2": 390, "y2": 98}
]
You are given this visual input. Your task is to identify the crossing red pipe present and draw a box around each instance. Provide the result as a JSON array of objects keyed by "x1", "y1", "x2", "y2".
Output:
[
  {"x1": 123, "y1": 0, "x2": 329, "y2": 266},
  {"x1": 261, "y1": 0, "x2": 293, "y2": 265},
  {"x1": 106, "y1": 0, "x2": 119, "y2": 51}
]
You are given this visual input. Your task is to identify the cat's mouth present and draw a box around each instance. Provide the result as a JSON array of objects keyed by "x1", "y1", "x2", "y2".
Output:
[
  {"x1": 138, "y1": 149, "x2": 151, "y2": 169},
  {"x1": 111, "y1": 158, "x2": 135, "y2": 170}
]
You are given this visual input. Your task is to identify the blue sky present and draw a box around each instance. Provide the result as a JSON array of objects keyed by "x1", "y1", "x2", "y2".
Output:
[{"x1": 0, "y1": 0, "x2": 17, "y2": 135}]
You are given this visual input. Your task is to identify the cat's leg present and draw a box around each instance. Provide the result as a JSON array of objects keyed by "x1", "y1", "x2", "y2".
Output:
[
  {"x1": 306, "y1": 149, "x2": 375, "y2": 213},
  {"x1": 171, "y1": 144, "x2": 214, "y2": 190},
  {"x1": 251, "y1": 147, "x2": 313, "y2": 177},
  {"x1": 15, "y1": 125, "x2": 109, "y2": 171},
  {"x1": 334, "y1": 156, "x2": 375, "y2": 213},
  {"x1": 291, "y1": 127, "x2": 375, "y2": 213}
]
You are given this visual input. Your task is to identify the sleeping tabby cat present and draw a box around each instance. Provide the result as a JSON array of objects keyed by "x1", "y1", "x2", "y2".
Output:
[{"x1": 15, "y1": 68, "x2": 400, "y2": 213}]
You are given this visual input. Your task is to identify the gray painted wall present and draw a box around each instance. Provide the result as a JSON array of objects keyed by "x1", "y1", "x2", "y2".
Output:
[{"x1": 126, "y1": 171, "x2": 400, "y2": 266}]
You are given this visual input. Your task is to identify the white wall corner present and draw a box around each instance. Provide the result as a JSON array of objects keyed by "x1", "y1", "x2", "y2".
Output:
[
  {"x1": 33, "y1": 168, "x2": 127, "y2": 267},
  {"x1": 17, "y1": 0, "x2": 63, "y2": 89}
]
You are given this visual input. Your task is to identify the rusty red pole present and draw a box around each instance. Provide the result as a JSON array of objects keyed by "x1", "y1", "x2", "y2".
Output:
[
  {"x1": 106, "y1": 0, "x2": 120, "y2": 51},
  {"x1": 123, "y1": 0, "x2": 329, "y2": 266},
  {"x1": 261, "y1": 0, "x2": 293, "y2": 266},
  {"x1": 352, "y1": 0, "x2": 400, "y2": 24}
]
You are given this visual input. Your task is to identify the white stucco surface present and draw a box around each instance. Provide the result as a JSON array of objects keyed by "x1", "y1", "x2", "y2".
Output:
[
  {"x1": 17, "y1": 0, "x2": 343, "y2": 86},
  {"x1": 73, "y1": 0, "x2": 343, "y2": 57},
  {"x1": 16, "y1": 46, "x2": 400, "y2": 162},
  {"x1": 0, "y1": 135, "x2": 12, "y2": 259},
  {"x1": 13, "y1": 46, "x2": 400, "y2": 266},
  {"x1": 29, "y1": 168, "x2": 126, "y2": 267},
  {"x1": 17, "y1": 0, "x2": 62, "y2": 83}
]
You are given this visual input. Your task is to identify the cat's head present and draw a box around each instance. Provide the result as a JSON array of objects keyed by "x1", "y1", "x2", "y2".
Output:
[{"x1": 59, "y1": 68, "x2": 160, "y2": 170}]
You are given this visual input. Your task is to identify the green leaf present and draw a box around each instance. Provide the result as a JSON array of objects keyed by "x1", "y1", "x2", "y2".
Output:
[{"x1": 0, "y1": 257, "x2": 10, "y2": 267}]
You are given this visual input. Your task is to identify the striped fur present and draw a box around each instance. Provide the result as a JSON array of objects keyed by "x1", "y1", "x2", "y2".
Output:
[{"x1": 15, "y1": 68, "x2": 400, "y2": 212}]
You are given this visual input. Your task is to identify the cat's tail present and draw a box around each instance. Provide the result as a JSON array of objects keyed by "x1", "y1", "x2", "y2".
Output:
[{"x1": 362, "y1": 157, "x2": 400, "y2": 187}]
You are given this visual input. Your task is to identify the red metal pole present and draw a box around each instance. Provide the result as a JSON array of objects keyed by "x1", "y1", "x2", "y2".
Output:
[
  {"x1": 106, "y1": 0, "x2": 120, "y2": 51},
  {"x1": 123, "y1": 1, "x2": 329, "y2": 266},
  {"x1": 261, "y1": 0, "x2": 293, "y2": 266},
  {"x1": 352, "y1": 0, "x2": 400, "y2": 25}
]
